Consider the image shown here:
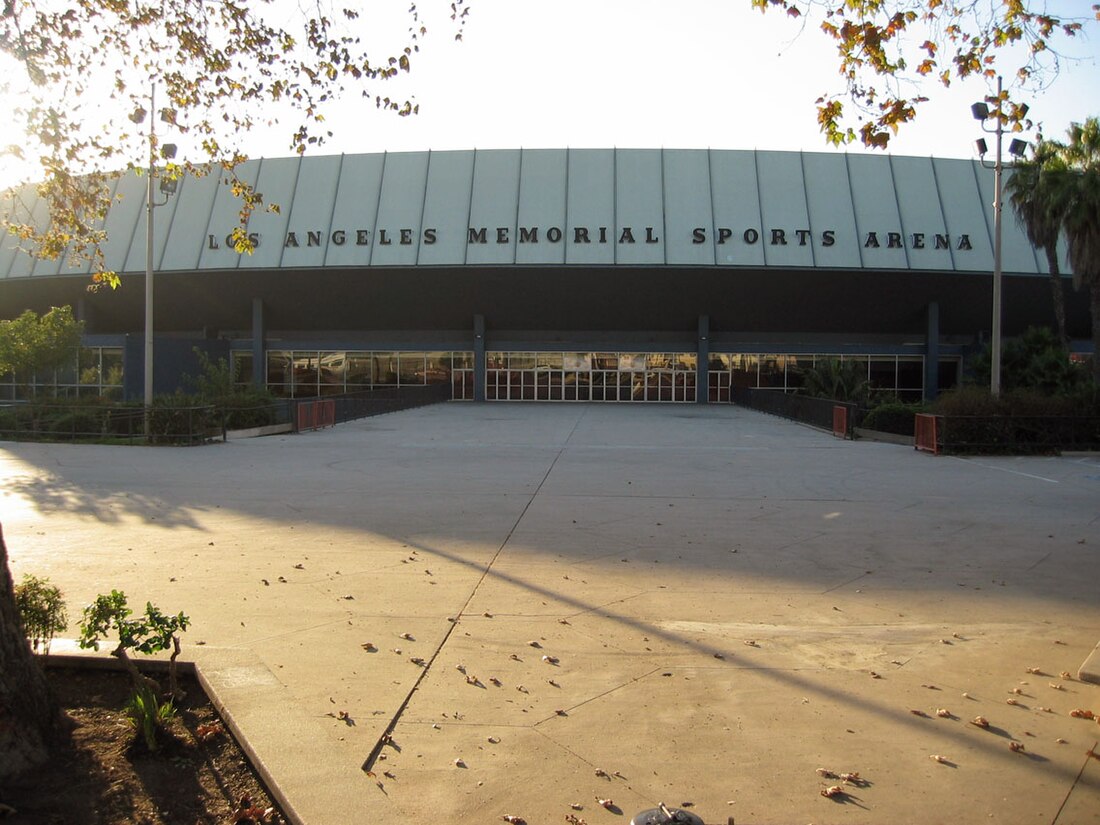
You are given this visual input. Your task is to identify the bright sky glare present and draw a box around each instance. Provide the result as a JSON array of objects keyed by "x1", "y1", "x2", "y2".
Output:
[
  {"x1": 292, "y1": 0, "x2": 1100, "y2": 161},
  {"x1": 1, "y1": 0, "x2": 1097, "y2": 188}
]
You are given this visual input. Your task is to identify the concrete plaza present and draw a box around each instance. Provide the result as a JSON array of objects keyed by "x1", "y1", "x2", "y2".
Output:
[{"x1": 2, "y1": 402, "x2": 1098, "y2": 825}]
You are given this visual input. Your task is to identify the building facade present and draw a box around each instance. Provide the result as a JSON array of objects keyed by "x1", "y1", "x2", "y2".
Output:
[{"x1": 0, "y1": 148, "x2": 1089, "y2": 403}]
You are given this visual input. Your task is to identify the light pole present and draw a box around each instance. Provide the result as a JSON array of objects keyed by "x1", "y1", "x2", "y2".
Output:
[
  {"x1": 130, "y1": 85, "x2": 178, "y2": 435},
  {"x1": 972, "y1": 75, "x2": 1027, "y2": 397}
]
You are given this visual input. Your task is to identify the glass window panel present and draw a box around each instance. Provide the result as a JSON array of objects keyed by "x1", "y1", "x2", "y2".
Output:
[
  {"x1": 267, "y1": 351, "x2": 291, "y2": 384},
  {"x1": 538, "y1": 352, "x2": 564, "y2": 369},
  {"x1": 563, "y1": 352, "x2": 591, "y2": 371},
  {"x1": 844, "y1": 357, "x2": 869, "y2": 380},
  {"x1": 727, "y1": 354, "x2": 756, "y2": 388},
  {"x1": 374, "y1": 354, "x2": 398, "y2": 384},
  {"x1": 424, "y1": 351, "x2": 452, "y2": 384},
  {"x1": 399, "y1": 352, "x2": 426, "y2": 385},
  {"x1": 451, "y1": 351, "x2": 474, "y2": 370},
  {"x1": 647, "y1": 352, "x2": 674, "y2": 369},
  {"x1": 506, "y1": 352, "x2": 534, "y2": 370},
  {"x1": 78, "y1": 348, "x2": 99, "y2": 385},
  {"x1": 677, "y1": 353, "x2": 697, "y2": 371},
  {"x1": 346, "y1": 352, "x2": 374, "y2": 385},
  {"x1": 708, "y1": 353, "x2": 730, "y2": 370},
  {"x1": 897, "y1": 357, "x2": 924, "y2": 390},
  {"x1": 292, "y1": 352, "x2": 319, "y2": 388},
  {"x1": 758, "y1": 355, "x2": 784, "y2": 388},
  {"x1": 486, "y1": 352, "x2": 507, "y2": 370},
  {"x1": 320, "y1": 352, "x2": 346, "y2": 389},
  {"x1": 592, "y1": 352, "x2": 617, "y2": 370},
  {"x1": 868, "y1": 357, "x2": 897, "y2": 389},
  {"x1": 785, "y1": 355, "x2": 807, "y2": 389},
  {"x1": 619, "y1": 353, "x2": 646, "y2": 371},
  {"x1": 575, "y1": 371, "x2": 590, "y2": 401}
]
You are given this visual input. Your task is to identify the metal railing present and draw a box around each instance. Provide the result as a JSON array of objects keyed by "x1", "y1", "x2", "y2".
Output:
[
  {"x1": 0, "y1": 401, "x2": 218, "y2": 445},
  {"x1": 292, "y1": 384, "x2": 451, "y2": 431},
  {"x1": 1, "y1": 398, "x2": 294, "y2": 445},
  {"x1": 730, "y1": 388, "x2": 858, "y2": 438}
]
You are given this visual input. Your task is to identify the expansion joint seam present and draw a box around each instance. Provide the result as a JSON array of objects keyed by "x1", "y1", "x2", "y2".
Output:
[{"x1": 360, "y1": 408, "x2": 587, "y2": 774}]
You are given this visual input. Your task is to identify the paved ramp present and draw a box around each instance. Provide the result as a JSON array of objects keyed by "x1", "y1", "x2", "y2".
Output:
[{"x1": 4, "y1": 403, "x2": 1099, "y2": 824}]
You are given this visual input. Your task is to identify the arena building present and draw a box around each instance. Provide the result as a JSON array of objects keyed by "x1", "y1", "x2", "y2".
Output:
[{"x1": 0, "y1": 148, "x2": 1089, "y2": 404}]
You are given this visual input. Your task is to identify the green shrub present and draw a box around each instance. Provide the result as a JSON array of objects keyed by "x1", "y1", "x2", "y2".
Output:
[
  {"x1": 46, "y1": 409, "x2": 106, "y2": 438},
  {"x1": 214, "y1": 388, "x2": 282, "y2": 430},
  {"x1": 969, "y1": 326, "x2": 1094, "y2": 397},
  {"x1": 79, "y1": 590, "x2": 191, "y2": 699},
  {"x1": 933, "y1": 385, "x2": 1095, "y2": 418},
  {"x1": 0, "y1": 407, "x2": 23, "y2": 434},
  {"x1": 801, "y1": 358, "x2": 869, "y2": 404},
  {"x1": 184, "y1": 348, "x2": 235, "y2": 399},
  {"x1": 14, "y1": 574, "x2": 68, "y2": 654},
  {"x1": 860, "y1": 401, "x2": 926, "y2": 435}
]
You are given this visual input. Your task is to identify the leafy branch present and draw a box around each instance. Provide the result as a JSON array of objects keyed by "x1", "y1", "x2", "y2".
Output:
[
  {"x1": 1, "y1": 0, "x2": 469, "y2": 287},
  {"x1": 751, "y1": 0, "x2": 1097, "y2": 148}
]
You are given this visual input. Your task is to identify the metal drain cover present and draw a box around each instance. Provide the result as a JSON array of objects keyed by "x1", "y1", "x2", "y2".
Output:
[{"x1": 630, "y1": 803, "x2": 705, "y2": 825}]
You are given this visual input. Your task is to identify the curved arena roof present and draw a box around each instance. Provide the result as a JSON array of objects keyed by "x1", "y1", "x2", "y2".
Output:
[{"x1": 0, "y1": 148, "x2": 1065, "y2": 280}]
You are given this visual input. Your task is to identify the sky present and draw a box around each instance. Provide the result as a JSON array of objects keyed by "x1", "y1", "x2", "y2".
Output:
[
  {"x1": 1, "y1": 0, "x2": 1098, "y2": 187},
  {"x1": 264, "y1": 0, "x2": 1100, "y2": 161}
]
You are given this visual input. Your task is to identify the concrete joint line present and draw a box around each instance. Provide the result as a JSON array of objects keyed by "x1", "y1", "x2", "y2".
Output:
[
  {"x1": 360, "y1": 410, "x2": 586, "y2": 775},
  {"x1": 531, "y1": 667, "x2": 665, "y2": 727},
  {"x1": 1050, "y1": 740, "x2": 1100, "y2": 825}
]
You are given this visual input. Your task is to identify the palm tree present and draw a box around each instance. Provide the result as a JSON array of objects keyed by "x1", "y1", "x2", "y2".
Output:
[
  {"x1": 1009, "y1": 117, "x2": 1100, "y2": 385},
  {"x1": 1057, "y1": 118, "x2": 1100, "y2": 385},
  {"x1": 1006, "y1": 141, "x2": 1070, "y2": 347}
]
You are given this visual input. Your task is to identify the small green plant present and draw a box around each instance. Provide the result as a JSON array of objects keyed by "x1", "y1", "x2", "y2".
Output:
[
  {"x1": 79, "y1": 590, "x2": 191, "y2": 699},
  {"x1": 185, "y1": 348, "x2": 235, "y2": 400},
  {"x1": 801, "y1": 358, "x2": 870, "y2": 404},
  {"x1": 14, "y1": 574, "x2": 68, "y2": 654},
  {"x1": 125, "y1": 682, "x2": 177, "y2": 752}
]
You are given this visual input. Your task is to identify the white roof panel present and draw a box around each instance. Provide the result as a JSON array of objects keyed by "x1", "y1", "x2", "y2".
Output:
[{"x1": 1, "y1": 149, "x2": 1064, "y2": 279}]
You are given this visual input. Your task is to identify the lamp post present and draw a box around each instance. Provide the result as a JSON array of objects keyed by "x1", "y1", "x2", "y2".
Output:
[
  {"x1": 972, "y1": 75, "x2": 1028, "y2": 397},
  {"x1": 130, "y1": 85, "x2": 178, "y2": 435}
]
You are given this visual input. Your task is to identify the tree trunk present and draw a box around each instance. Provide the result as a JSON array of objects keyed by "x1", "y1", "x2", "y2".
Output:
[
  {"x1": 1091, "y1": 283, "x2": 1100, "y2": 387},
  {"x1": 1045, "y1": 246, "x2": 1069, "y2": 349},
  {"x1": 0, "y1": 524, "x2": 64, "y2": 782}
]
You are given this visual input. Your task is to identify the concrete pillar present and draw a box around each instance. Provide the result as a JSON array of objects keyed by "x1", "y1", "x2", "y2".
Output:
[
  {"x1": 924, "y1": 301, "x2": 940, "y2": 402},
  {"x1": 251, "y1": 298, "x2": 265, "y2": 389},
  {"x1": 696, "y1": 314, "x2": 709, "y2": 404},
  {"x1": 473, "y1": 314, "x2": 486, "y2": 402}
]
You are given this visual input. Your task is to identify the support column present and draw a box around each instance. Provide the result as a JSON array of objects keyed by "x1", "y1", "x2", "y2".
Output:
[
  {"x1": 473, "y1": 314, "x2": 486, "y2": 402},
  {"x1": 924, "y1": 301, "x2": 940, "y2": 402},
  {"x1": 251, "y1": 298, "x2": 266, "y2": 390},
  {"x1": 696, "y1": 314, "x2": 709, "y2": 404}
]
